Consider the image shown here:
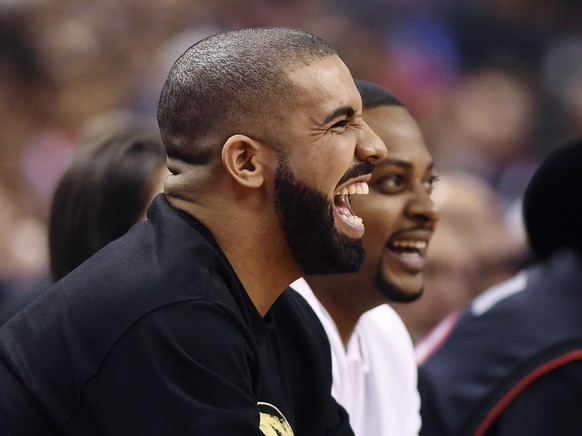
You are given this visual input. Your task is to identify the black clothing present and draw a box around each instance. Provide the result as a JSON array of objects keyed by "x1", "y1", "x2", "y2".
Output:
[
  {"x1": 419, "y1": 248, "x2": 582, "y2": 436},
  {"x1": 0, "y1": 195, "x2": 352, "y2": 435},
  {"x1": 0, "y1": 273, "x2": 50, "y2": 326},
  {"x1": 522, "y1": 138, "x2": 582, "y2": 260}
]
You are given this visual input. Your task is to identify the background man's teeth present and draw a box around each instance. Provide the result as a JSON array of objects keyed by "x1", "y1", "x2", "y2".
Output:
[{"x1": 393, "y1": 241, "x2": 427, "y2": 249}]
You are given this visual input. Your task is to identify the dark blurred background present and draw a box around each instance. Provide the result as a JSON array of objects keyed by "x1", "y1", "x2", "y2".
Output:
[{"x1": 2, "y1": 0, "x2": 582, "y2": 283}]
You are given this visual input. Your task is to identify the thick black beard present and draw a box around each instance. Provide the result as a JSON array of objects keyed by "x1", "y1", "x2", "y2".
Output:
[
  {"x1": 274, "y1": 157, "x2": 365, "y2": 275},
  {"x1": 373, "y1": 260, "x2": 424, "y2": 303}
]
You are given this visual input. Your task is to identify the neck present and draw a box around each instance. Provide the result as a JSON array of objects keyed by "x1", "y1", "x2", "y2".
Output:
[
  {"x1": 305, "y1": 274, "x2": 374, "y2": 348},
  {"x1": 305, "y1": 268, "x2": 387, "y2": 347},
  {"x1": 219, "y1": 232, "x2": 301, "y2": 316},
  {"x1": 171, "y1": 196, "x2": 301, "y2": 317}
]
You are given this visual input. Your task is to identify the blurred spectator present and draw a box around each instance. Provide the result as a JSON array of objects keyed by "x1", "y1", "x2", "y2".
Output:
[
  {"x1": 48, "y1": 111, "x2": 167, "y2": 282},
  {"x1": 541, "y1": 36, "x2": 582, "y2": 144},
  {"x1": 423, "y1": 65, "x2": 541, "y2": 210},
  {"x1": 2, "y1": 0, "x2": 582, "y2": 285},
  {"x1": 0, "y1": 5, "x2": 70, "y2": 218},
  {"x1": 392, "y1": 171, "x2": 526, "y2": 345},
  {"x1": 0, "y1": 181, "x2": 47, "y2": 282},
  {"x1": 0, "y1": 112, "x2": 167, "y2": 326},
  {"x1": 418, "y1": 137, "x2": 582, "y2": 435}
]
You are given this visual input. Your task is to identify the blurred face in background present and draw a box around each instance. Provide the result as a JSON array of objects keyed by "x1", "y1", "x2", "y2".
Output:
[{"x1": 347, "y1": 104, "x2": 438, "y2": 309}]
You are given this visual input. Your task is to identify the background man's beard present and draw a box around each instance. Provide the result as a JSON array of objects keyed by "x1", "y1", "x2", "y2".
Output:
[
  {"x1": 374, "y1": 263, "x2": 424, "y2": 303},
  {"x1": 274, "y1": 159, "x2": 365, "y2": 275}
]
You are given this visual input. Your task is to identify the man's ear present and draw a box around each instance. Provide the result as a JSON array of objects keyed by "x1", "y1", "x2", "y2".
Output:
[{"x1": 221, "y1": 134, "x2": 268, "y2": 188}]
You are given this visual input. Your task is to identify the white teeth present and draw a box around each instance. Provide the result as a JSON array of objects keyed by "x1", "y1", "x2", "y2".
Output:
[
  {"x1": 392, "y1": 240, "x2": 427, "y2": 250},
  {"x1": 335, "y1": 182, "x2": 369, "y2": 196},
  {"x1": 342, "y1": 215, "x2": 363, "y2": 226}
]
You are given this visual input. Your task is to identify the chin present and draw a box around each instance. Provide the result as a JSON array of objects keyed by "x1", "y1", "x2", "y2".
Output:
[
  {"x1": 388, "y1": 286, "x2": 424, "y2": 303},
  {"x1": 375, "y1": 269, "x2": 424, "y2": 303}
]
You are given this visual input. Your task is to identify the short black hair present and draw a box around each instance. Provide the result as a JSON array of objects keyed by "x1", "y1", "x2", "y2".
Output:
[
  {"x1": 157, "y1": 27, "x2": 337, "y2": 167},
  {"x1": 354, "y1": 79, "x2": 404, "y2": 110},
  {"x1": 522, "y1": 138, "x2": 582, "y2": 259}
]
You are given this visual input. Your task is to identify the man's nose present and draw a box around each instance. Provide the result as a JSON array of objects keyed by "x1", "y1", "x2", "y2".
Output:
[
  {"x1": 408, "y1": 189, "x2": 439, "y2": 224},
  {"x1": 356, "y1": 122, "x2": 388, "y2": 163}
]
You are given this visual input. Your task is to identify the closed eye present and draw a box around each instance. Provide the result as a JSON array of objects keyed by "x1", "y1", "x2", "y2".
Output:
[{"x1": 330, "y1": 119, "x2": 349, "y2": 130}]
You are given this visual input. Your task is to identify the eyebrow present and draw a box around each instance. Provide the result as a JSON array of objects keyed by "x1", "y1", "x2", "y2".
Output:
[
  {"x1": 320, "y1": 105, "x2": 356, "y2": 126},
  {"x1": 376, "y1": 158, "x2": 435, "y2": 171}
]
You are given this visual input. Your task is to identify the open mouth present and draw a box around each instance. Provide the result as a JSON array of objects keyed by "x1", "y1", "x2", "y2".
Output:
[
  {"x1": 387, "y1": 239, "x2": 428, "y2": 255},
  {"x1": 333, "y1": 181, "x2": 369, "y2": 235},
  {"x1": 386, "y1": 236, "x2": 431, "y2": 272}
]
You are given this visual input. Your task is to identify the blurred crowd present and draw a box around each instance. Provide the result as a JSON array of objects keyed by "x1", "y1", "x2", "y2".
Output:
[{"x1": 2, "y1": 0, "x2": 582, "y2": 315}]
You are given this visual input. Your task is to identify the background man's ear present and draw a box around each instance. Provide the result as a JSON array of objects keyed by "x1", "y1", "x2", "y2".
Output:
[{"x1": 222, "y1": 135, "x2": 266, "y2": 188}]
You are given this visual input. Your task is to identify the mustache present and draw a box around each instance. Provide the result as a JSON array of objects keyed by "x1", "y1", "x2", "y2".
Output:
[{"x1": 337, "y1": 161, "x2": 374, "y2": 187}]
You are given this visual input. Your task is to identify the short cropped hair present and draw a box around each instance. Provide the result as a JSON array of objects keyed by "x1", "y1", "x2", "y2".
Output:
[
  {"x1": 157, "y1": 27, "x2": 337, "y2": 167},
  {"x1": 355, "y1": 79, "x2": 404, "y2": 110}
]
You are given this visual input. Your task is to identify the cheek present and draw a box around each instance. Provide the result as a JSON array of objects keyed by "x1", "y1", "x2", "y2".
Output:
[
  {"x1": 356, "y1": 200, "x2": 399, "y2": 237},
  {"x1": 362, "y1": 214, "x2": 393, "y2": 254},
  {"x1": 288, "y1": 152, "x2": 347, "y2": 192},
  {"x1": 317, "y1": 135, "x2": 358, "y2": 176}
]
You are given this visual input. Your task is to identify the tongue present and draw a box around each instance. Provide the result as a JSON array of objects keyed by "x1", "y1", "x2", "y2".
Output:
[{"x1": 334, "y1": 194, "x2": 354, "y2": 217}]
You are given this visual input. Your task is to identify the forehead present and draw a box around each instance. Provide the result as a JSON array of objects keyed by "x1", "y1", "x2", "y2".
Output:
[
  {"x1": 364, "y1": 105, "x2": 431, "y2": 164},
  {"x1": 286, "y1": 55, "x2": 362, "y2": 119}
]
